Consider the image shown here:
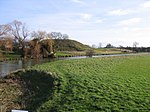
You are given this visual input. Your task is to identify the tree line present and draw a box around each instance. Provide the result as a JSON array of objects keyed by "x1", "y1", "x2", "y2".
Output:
[{"x1": 0, "y1": 20, "x2": 69, "y2": 58}]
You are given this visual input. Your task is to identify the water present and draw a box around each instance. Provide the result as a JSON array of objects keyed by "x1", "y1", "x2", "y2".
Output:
[
  {"x1": 0, "y1": 58, "x2": 54, "y2": 77},
  {"x1": 0, "y1": 53, "x2": 149, "y2": 77}
]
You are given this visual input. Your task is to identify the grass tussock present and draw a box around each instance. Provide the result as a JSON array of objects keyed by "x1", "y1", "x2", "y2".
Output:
[{"x1": 0, "y1": 70, "x2": 59, "y2": 112}]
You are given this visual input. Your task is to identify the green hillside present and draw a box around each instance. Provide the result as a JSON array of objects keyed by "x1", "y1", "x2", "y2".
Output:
[{"x1": 54, "y1": 39, "x2": 90, "y2": 51}]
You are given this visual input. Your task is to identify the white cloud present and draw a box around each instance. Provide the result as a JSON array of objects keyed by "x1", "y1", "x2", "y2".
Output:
[
  {"x1": 71, "y1": 0, "x2": 85, "y2": 4},
  {"x1": 109, "y1": 9, "x2": 129, "y2": 16},
  {"x1": 118, "y1": 18, "x2": 142, "y2": 26},
  {"x1": 80, "y1": 13, "x2": 92, "y2": 21},
  {"x1": 143, "y1": 1, "x2": 150, "y2": 8},
  {"x1": 95, "y1": 19, "x2": 103, "y2": 23}
]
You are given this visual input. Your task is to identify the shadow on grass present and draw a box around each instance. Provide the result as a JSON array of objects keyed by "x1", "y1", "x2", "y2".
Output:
[{"x1": 6, "y1": 70, "x2": 58, "y2": 112}]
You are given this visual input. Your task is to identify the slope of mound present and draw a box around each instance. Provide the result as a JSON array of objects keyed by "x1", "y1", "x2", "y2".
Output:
[{"x1": 54, "y1": 39, "x2": 90, "y2": 51}]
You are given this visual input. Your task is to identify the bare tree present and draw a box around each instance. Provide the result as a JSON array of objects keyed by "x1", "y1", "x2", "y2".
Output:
[
  {"x1": 133, "y1": 42, "x2": 139, "y2": 48},
  {"x1": 31, "y1": 31, "x2": 46, "y2": 40},
  {"x1": 92, "y1": 44, "x2": 96, "y2": 48},
  {"x1": 0, "y1": 24, "x2": 13, "y2": 52},
  {"x1": 62, "y1": 34, "x2": 69, "y2": 39},
  {"x1": 86, "y1": 49, "x2": 94, "y2": 57},
  {"x1": 9, "y1": 20, "x2": 30, "y2": 57},
  {"x1": 31, "y1": 31, "x2": 54, "y2": 58},
  {"x1": 1, "y1": 37, "x2": 13, "y2": 52},
  {"x1": 98, "y1": 42, "x2": 102, "y2": 48},
  {"x1": 30, "y1": 38, "x2": 41, "y2": 58},
  {"x1": 133, "y1": 42, "x2": 139, "y2": 52},
  {"x1": 30, "y1": 31, "x2": 46, "y2": 58},
  {"x1": 50, "y1": 32, "x2": 69, "y2": 40},
  {"x1": 51, "y1": 32, "x2": 62, "y2": 39},
  {"x1": 41, "y1": 32, "x2": 54, "y2": 57},
  {"x1": 0, "y1": 24, "x2": 11, "y2": 36},
  {"x1": 46, "y1": 33, "x2": 54, "y2": 52}
]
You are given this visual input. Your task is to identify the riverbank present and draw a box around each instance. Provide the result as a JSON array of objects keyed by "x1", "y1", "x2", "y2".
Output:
[
  {"x1": 0, "y1": 69, "x2": 58, "y2": 111},
  {"x1": 1, "y1": 52, "x2": 147, "y2": 77},
  {"x1": 1, "y1": 54, "x2": 150, "y2": 111},
  {"x1": 0, "y1": 47, "x2": 128, "y2": 62}
]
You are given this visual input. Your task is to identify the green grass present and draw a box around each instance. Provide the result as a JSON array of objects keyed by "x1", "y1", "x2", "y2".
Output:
[
  {"x1": 54, "y1": 39, "x2": 90, "y2": 51},
  {"x1": 55, "y1": 51, "x2": 85, "y2": 57},
  {"x1": 56, "y1": 48, "x2": 127, "y2": 57},
  {"x1": 55, "y1": 51, "x2": 73, "y2": 57},
  {"x1": 0, "y1": 53, "x2": 20, "y2": 61},
  {"x1": 1, "y1": 54, "x2": 150, "y2": 111},
  {"x1": 5, "y1": 53, "x2": 20, "y2": 58},
  {"x1": 94, "y1": 48, "x2": 131, "y2": 55}
]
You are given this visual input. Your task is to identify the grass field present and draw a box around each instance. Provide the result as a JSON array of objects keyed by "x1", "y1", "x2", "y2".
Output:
[
  {"x1": 55, "y1": 51, "x2": 85, "y2": 57},
  {"x1": 55, "y1": 48, "x2": 127, "y2": 58},
  {"x1": 1, "y1": 54, "x2": 150, "y2": 111}
]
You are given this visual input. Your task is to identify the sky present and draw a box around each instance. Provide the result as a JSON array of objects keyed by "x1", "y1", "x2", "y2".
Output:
[{"x1": 1, "y1": 0, "x2": 150, "y2": 47}]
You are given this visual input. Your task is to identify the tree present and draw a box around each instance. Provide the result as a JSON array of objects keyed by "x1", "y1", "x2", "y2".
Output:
[
  {"x1": 105, "y1": 43, "x2": 114, "y2": 48},
  {"x1": 0, "y1": 24, "x2": 13, "y2": 52},
  {"x1": 41, "y1": 33, "x2": 54, "y2": 52},
  {"x1": 9, "y1": 20, "x2": 30, "y2": 57},
  {"x1": 133, "y1": 42, "x2": 139, "y2": 48},
  {"x1": 31, "y1": 31, "x2": 46, "y2": 40},
  {"x1": 30, "y1": 38, "x2": 41, "y2": 58},
  {"x1": 119, "y1": 45, "x2": 124, "y2": 51},
  {"x1": 0, "y1": 24, "x2": 10, "y2": 36},
  {"x1": 133, "y1": 42, "x2": 139, "y2": 52},
  {"x1": 86, "y1": 49, "x2": 94, "y2": 57},
  {"x1": 31, "y1": 31, "x2": 54, "y2": 58},
  {"x1": 30, "y1": 31, "x2": 46, "y2": 58},
  {"x1": 51, "y1": 32, "x2": 62, "y2": 39},
  {"x1": 1, "y1": 37, "x2": 13, "y2": 52},
  {"x1": 98, "y1": 42, "x2": 102, "y2": 48},
  {"x1": 31, "y1": 31, "x2": 53, "y2": 50},
  {"x1": 51, "y1": 32, "x2": 69, "y2": 39},
  {"x1": 62, "y1": 34, "x2": 69, "y2": 39},
  {"x1": 92, "y1": 44, "x2": 96, "y2": 48},
  {"x1": 45, "y1": 33, "x2": 54, "y2": 52}
]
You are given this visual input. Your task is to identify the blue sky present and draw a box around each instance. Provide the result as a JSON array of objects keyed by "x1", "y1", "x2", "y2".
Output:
[{"x1": 1, "y1": 0, "x2": 150, "y2": 47}]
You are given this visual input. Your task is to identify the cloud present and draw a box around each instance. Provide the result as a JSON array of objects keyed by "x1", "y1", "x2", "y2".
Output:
[
  {"x1": 118, "y1": 18, "x2": 142, "y2": 26},
  {"x1": 71, "y1": 0, "x2": 85, "y2": 4},
  {"x1": 143, "y1": 1, "x2": 150, "y2": 8},
  {"x1": 108, "y1": 9, "x2": 129, "y2": 16},
  {"x1": 95, "y1": 19, "x2": 103, "y2": 23},
  {"x1": 80, "y1": 13, "x2": 92, "y2": 21}
]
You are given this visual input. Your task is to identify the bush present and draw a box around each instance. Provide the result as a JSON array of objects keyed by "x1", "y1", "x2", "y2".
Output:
[
  {"x1": 0, "y1": 52, "x2": 3, "y2": 58},
  {"x1": 86, "y1": 49, "x2": 94, "y2": 57}
]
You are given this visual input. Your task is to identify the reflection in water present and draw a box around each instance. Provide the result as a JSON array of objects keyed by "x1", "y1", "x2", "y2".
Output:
[
  {"x1": 0, "y1": 53, "x2": 148, "y2": 77},
  {"x1": 0, "y1": 62, "x2": 21, "y2": 77},
  {"x1": 0, "y1": 58, "x2": 54, "y2": 77}
]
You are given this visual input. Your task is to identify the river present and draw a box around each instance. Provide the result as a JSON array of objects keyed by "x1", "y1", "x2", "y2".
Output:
[
  {"x1": 0, "y1": 58, "x2": 56, "y2": 77},
  {"x1": 0, "y1": 53, "x2": 149, "y2": 77}
]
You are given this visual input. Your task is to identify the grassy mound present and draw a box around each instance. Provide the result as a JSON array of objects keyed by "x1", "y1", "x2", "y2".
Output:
[
  {"x1": 0, "y1": 70, "x2": 59, "y2": 112},
  {"x1": 1, "y1": 55, "x2": 150, "y2": 111},
  {"x1": 54, "y1": 39, "x2": 90, "y2": 51}
]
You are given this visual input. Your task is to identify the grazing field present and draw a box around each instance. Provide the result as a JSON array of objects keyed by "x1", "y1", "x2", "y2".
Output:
[{"x1": 1, "y1": 54, "x2": 150, "y2": 112}]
